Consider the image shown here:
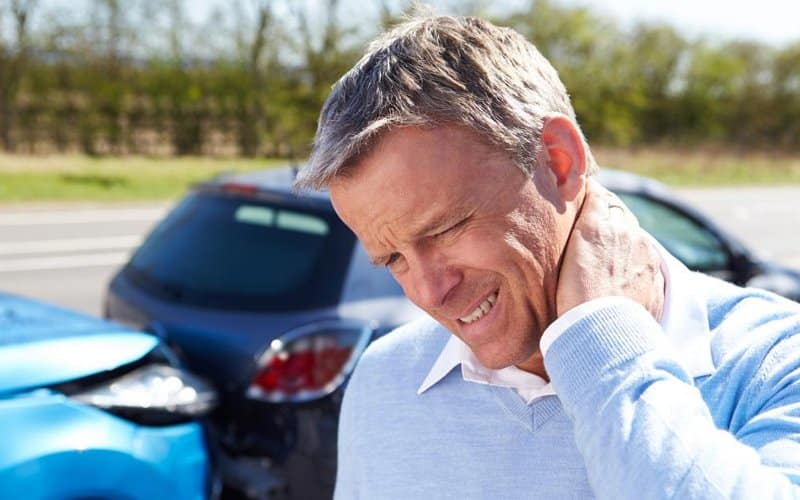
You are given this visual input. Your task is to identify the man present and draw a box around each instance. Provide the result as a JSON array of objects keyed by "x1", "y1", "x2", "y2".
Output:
[{"x1": 295, "y1": 15, "x2": 800, "y2": 500}]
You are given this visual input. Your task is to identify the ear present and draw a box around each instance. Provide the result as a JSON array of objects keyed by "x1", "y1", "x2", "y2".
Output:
[{"x1": 541, "y1": 114, "x2": 587, "y2": 201}]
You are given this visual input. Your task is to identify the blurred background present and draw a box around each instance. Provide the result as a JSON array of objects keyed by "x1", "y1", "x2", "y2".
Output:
[
  {"x1": 0, "y1": 0, "x2": 799, "y2": 181},
  {"x1": 1, "y1": 0, "x2": 799, "y2": 313}
]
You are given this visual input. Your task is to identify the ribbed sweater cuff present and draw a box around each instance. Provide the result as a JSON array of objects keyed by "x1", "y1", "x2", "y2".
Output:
[{"x1": 544, "y1": 300, "x2": 661, "y2": 400}]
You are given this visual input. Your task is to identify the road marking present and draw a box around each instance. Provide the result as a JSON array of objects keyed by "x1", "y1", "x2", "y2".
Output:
[
  {"x1": 0, "y1": 208, "x2": 165, "y2": 226},
  {"x1": 0, "y1": 252, "x2": 130, "y2": 272},
  {"x1": 0, "y1": 236, "x2": 142, "y2": 256}
]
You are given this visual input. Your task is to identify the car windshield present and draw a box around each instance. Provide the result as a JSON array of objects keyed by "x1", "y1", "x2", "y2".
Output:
[
  {"x1": 616, "y1": 193, "x2": 730, "y2": 272},
  {"x1": 125, "y1": 191, "x2": 355, "y2": 310}
]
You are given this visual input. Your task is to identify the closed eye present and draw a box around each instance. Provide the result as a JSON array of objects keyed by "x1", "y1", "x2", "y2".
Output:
[
  {"x1": 384, "y1": 252, "x2": 401, "y2": 267},
  {"x1": 433, "y1": 217, "x2": 469, "y2": 238}
]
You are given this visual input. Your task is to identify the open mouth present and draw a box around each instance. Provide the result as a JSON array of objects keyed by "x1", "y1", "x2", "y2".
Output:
[{"x1": 458, "y1": 290, "x2": 498, "y2": 325}]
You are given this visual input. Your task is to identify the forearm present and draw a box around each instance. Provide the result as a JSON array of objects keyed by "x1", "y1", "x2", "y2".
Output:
[{"x1": 545, "y1": 300, "x2": 800, "y2": 500}]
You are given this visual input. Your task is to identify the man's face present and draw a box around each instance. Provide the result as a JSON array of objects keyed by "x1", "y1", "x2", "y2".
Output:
[{"x1": 329, "y1": 125, "x2": 575, "y2": 373}]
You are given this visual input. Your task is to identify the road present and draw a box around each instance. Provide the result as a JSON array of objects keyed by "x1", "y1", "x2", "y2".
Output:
[
  {"x1": 676, "y1": 186, "x2": 800, "y2": 268},
  {"x1": 0, "y1": 203, "x2": 170, "y2": 315},
  {"x1": 1, "y1": 187, "x2": 799, "y2": 316}
]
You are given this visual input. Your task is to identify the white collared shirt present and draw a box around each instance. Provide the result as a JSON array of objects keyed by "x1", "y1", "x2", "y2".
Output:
[{"x1": 417, "y1": 240, "x2": 716, "y2": 404}]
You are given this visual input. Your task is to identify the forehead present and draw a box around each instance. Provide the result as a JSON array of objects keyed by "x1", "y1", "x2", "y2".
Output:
[{"x1": 328, "y1": 125, "x2": 523, "y2": 243}]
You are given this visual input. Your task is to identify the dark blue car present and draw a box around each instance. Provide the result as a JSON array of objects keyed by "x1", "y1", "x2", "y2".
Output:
[
  {"x1": 105, "y1": 167, "x2": 800, "y2": 499},
  {"x1": 105, "y1": 168, "x2": 423, "y2": 498}
]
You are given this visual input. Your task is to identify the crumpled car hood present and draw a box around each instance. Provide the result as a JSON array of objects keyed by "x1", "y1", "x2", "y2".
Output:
[{"x1": 0, "y1": 293, "x2": 157, "y2": 395}]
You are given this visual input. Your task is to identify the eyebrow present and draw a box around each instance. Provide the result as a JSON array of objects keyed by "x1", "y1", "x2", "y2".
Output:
[
  {"x1": 410, "y1": 210, "x2": 461, "y2": 239},
  {"x1": 367, "y1": 210, "x2": 466, "y2": 266}
]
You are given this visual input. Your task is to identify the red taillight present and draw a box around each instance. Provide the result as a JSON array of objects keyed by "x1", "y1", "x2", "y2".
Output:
[
  {"x1": 221, "y1": 182, "x2": 259, "y2": 195},
  {"x1": 248, "y1": 321, "x2": 372, "y2": 402},
  {"x1": 252, "y1": 339, "x2": 351, "y2": 393}
]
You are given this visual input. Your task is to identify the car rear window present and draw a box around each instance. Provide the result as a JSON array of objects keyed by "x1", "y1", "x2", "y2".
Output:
[{"x1": 124, "y1": 191, "x2": 355, "y2": 310}]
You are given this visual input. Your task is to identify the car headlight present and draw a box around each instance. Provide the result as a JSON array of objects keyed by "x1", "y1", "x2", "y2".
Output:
[{"x1": 68, "y1": 363, "x2": 217, "y2": 426}]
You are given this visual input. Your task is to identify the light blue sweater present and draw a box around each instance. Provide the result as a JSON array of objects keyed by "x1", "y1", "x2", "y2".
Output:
[{"x1": 335, "y1": 273, "x2": 800, "y2": 499}]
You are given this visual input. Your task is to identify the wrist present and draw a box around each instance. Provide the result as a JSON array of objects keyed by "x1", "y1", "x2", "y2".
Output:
[
  {"x1": 541, "y1": 296, "x2": 643, "y2": 358},
  {"x1": 543, "y1": 300, "x2": 662, "y2": 398}
]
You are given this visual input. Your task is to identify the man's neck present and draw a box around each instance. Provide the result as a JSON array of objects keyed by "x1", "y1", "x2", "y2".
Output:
[{"x1": 515, "y1": 352, "x2": 549, "y2": 380}]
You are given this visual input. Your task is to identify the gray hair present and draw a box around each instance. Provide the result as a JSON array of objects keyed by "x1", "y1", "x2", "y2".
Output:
[{"x1": 295, "y1": 15, "x2": 596, "y2": 190}]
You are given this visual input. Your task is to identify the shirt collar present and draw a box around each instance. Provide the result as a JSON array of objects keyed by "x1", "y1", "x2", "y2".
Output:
[
  {"x1": 418, "y1": 332, "x2": 556, "y2": 403},
  {"x1": 417, "y1": 239, "x2": 715, "y2": 397},
  {"x1": 655, "y1": 240, "x2": 716, "y2": 377}
]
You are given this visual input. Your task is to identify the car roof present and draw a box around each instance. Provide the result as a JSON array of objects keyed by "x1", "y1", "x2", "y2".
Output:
[
  {"x1": 596, "y1": 168, "x2": 676, "y2": 198},
  {"x1": 207, "y1": 165, "x2": 672, "y2": 206},
  {"x1": 203, "y1": 165, "x2": 331, "y2": 203},
  {"x1": 210, "y1": 164, "x2": 667, "y2": 199},
  {"x1": 200, "y1": 164, "x2": 749, "y2": 259}
]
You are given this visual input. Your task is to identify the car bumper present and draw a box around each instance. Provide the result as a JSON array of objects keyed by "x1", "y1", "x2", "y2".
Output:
[
  {"x1": 209, "y1": 392, "x2": 341, "y2": 499},
  {"x1": 0, "y1": 390, "x2": 211, "y2": 499}
]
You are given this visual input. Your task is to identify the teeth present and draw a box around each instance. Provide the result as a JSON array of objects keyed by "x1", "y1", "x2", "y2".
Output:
[{"x1": 459, "y1": 292, "x2": 498, "y2": 324}]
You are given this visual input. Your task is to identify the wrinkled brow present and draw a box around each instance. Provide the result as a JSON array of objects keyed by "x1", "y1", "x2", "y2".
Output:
[
  {"x1": 407, "y1": 202, "x2": 471, "y2": 240},
  {"x1": 366, "y1": 206, "x2": 466, "y2": 266}
]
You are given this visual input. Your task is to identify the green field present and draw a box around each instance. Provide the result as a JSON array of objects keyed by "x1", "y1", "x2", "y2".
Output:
[
  {"x1": 1, "y1": 149, "x2": 799, "y2": 203},
  {"x1": 0, "y1": 155, "x2": 289, "y2": 203},
  {"x1": 594, "y1": 147, "x2": 800, "y2": 187}
]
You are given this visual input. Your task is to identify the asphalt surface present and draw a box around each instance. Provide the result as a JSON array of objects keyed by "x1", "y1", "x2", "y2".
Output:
[
  {"x1": 1, "y1": 187, "x2": 798, "y2": 316},
  {"x1": 676, "y1": 186, "x2": 800, "y2": 268},
  {"x1": 0, "y1": 203, "x2": 170, "y2": 315}
]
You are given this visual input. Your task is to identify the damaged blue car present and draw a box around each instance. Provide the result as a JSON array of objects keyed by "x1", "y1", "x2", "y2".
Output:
[{"x1": 0, "y1": 293, "x2": 218, "y2": 499}]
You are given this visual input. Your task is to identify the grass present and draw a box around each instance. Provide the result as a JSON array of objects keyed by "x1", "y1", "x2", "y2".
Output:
[
  {"x1": 594, "y1": 147, "x2": 800, "y2": 186},
  {"x1": 0, "y1": 155, "x2": 289, "y2": 203},
  {"x1": 1, "y1": 148, "x2": 799, "y2": 203}
]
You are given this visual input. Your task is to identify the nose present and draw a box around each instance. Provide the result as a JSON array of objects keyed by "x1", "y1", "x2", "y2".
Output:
[{"x1": 402, "y1": 248, "x2": 461, "y2": 312}]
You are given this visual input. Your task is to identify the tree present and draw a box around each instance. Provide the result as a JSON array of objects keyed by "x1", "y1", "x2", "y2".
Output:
[{"x1": 0, "y1": 0, "x2": 37, "y2": 152}]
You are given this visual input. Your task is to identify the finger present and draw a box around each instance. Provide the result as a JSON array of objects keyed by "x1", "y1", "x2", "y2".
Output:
[
  {"x1": 575, "y1": 179, "x2": 639, "y2": 236},
  {"x1": 586, "y1": 180, "x2": 624, "y2": 211},
  {"x1": 595, "y1": 183, "x2": 639, "y2": 228},
  {"x1": 579, "y1": 179, "x2": 614, "y2": 225}
]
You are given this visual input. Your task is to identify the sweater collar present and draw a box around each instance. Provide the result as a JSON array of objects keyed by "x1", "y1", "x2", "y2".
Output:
[{"x1": 418, "y1": 239, "x2": 716, "y2": 397}]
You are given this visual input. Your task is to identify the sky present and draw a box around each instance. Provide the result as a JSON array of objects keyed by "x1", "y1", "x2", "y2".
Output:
[
  {"x1": 180, "y1": 0, "x2": 799, "y2": 48},
  {"x1": 197, "y1": 0, "x2": 800, "y2": 47},
  {"x1": 561, "y1": 0, "x2": 800, "y2": 46},
  {"x1": 18, "y1": 0, "x2": 799, "y2": 48}
]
